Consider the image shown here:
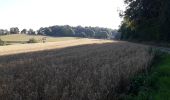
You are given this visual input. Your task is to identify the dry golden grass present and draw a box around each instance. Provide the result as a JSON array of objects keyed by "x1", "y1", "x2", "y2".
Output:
[
  {"x1": 0, "y1": 34, "x2": 79, "y2": 44},
  {"x1": 0, "y1": 39, "x2": 113, "y2": 56},
  {"x1": 0, "y1": 41, "x2": 154, "y2": 100}
]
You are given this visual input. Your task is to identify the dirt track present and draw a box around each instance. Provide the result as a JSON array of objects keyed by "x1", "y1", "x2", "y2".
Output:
[{"x1": 0, "y1": 38, "x2": 115, "y2": 56}]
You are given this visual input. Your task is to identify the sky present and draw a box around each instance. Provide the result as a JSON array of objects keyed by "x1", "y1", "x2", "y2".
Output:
[{"x1": 0, "y1": 0, "x2": 125, "y2": 30}]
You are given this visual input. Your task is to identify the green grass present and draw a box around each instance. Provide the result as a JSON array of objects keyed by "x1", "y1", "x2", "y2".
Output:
[
  {"x1": 0, "y1": 34, "x2": 80, "y2": 44},
  {"x1": 124, "y1": 53, "x2": 170, "y2": 100}
]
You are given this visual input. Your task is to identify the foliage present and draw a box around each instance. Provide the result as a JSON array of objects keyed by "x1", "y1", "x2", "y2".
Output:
[
  {"x1": 122, "y1": 53, "x2": 170, "y2": 100},
  {"x1": 120, "y1": 0, "x2": 170, "y2": 42},
  {"x1": 21, "y1": 29, "x2": 27, "y2": 34},
  {"x1": 94, "y1": 31, "x2": 108, "y2": 39},
  {"x1": 1, "y1": 26, "x2": 120, "y2": 40},
  {"x1": 37, "y1": 25, "x2": 119, "y2": 39},
  {"x1": 28, "y1": 29, "x2": 36, "y2": 35},
  {"x1": 0, "y1": 29, "x2": 9, "y2": 35},
  {"x1": 27, "y1": 38, "x2": 38, "y2": 43},
  {"x1": 10, "y1": 27, "x2": 19, "y2": 34},
  {"x1": 0, "y1": 38, "x2": 6, "y2": 46},
  {"x1": 0, "y1": 42, "x2": 153, "y2": 100}
]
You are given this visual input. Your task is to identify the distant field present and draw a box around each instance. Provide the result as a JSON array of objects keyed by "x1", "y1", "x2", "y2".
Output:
[
  {"x1": 0, "y1": 38, "x2": 113, "y2": 56},
  {"x1": 0, "y1": 34, "x2": 80, "y2": 44}
]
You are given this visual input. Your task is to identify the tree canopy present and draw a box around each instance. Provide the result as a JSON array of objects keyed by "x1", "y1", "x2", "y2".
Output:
[
  {"x1": 37, "y1": 25, "x2": 118, "y2": 39},
  {"x1": 0, "y1": 26, "x2": 119, "y2": 40},
  {"x1": 120, "y1": 0, "x2": 170, "y2": 42}
]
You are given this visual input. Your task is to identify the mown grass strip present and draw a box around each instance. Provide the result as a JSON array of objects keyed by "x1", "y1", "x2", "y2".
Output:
[{"x1": 124, "y1": 53, "x2": 170, "y2": 100}]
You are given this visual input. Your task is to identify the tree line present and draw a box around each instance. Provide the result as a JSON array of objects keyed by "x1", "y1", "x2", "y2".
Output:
[
  {"x1": 120, "y1": 0, "x2": 170, "y2": 42},
  {"x1": 0, "y1": 26, "x2": 119, "y2": 39},
  {"x1": 0, "y1": 27, "x2": 36, "y2": 35},
  {"x1": 38, "y1": 25, "x2": 119, "y2": 39}
]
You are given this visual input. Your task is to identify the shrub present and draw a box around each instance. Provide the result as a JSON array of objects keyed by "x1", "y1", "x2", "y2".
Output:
[
  {"x1": 0, "y1": 38, "x2": 6, "y2": 46},
  {"x1": 27, "y1": 38, "x2": 38, "y2": 43}
]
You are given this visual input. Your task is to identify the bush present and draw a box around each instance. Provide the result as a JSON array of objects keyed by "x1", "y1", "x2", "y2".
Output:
[
  {"x1": 0, "y1": 38, "x2": 6, "y2": 46},
  {"x1": 27, "y1": 38, "x2": 38, "y2": 43}
]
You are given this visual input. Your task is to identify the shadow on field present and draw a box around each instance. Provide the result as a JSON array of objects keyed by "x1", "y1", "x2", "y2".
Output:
[
  {"x1": 0, "y1": 42, "x2": 125, "y2": 63},
  {"x1": 5, "y1": 41, "x2": 27, "y2": 43},
  {"x1": 0, "y1": 42, "x2": 153, "y2": 100}
]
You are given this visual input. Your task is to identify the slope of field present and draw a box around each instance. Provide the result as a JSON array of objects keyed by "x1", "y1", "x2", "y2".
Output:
[
  {"x1": 0, "y1": 34, "x2": 79, "y2": 44},
  {"x1": 0, "y1": 41, "x2": 154, "y2": 100},
  {"x1": 0, "y1": 39, "x2": 113, "y2": 56}
]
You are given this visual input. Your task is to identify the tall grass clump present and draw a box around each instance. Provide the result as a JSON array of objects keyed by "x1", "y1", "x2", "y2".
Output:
[
  {"x1": 0, "y1": 38, "x2": 6, "y2": 46},
  {"x1": 0, "y1": 42, "x2": 154, "y2": 100},
  {"x1": 27, "y1": 38, "x2": 38, "y2": 43}
]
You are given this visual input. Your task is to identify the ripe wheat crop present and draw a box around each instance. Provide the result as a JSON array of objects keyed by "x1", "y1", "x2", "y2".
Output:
[{"x1": 0, "y1": 42, "x2": 154, "y2": 100}]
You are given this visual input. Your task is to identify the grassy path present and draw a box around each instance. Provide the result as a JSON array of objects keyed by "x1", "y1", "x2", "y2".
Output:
[{"x1": 125, "y1": 53, "x2": 170, "y2": 100}]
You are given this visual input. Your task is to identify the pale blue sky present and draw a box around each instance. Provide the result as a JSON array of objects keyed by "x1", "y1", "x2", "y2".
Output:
[{"x1": 0, "y1": 0, "x2": 125, "y2": 30}]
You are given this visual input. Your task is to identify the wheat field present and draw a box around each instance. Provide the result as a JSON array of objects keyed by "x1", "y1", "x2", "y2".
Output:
[{"x1": 0, "y1": 41, "x2": 154, "y2": 100}]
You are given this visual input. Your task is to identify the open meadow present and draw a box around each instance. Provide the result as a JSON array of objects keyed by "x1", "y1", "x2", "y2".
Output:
[
  {"x1": 0, "y1": 34, "x2": 80, "y2": 44},
  {"x1": 0, "y1": 39, "x2": 155, "y2": 100}
]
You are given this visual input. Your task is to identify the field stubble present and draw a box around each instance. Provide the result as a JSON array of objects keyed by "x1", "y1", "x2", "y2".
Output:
[{"x1": 0, "y1": 41, "x2": 154, "y2": 100}]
